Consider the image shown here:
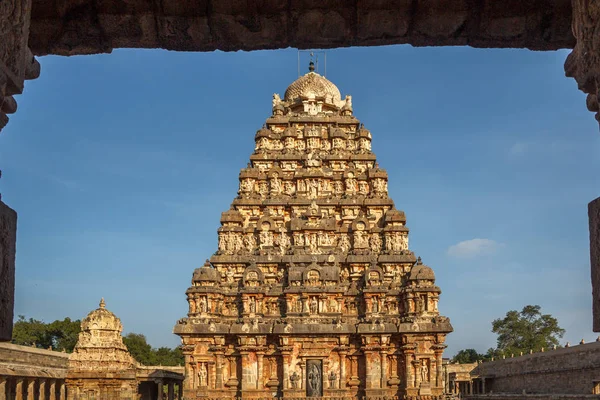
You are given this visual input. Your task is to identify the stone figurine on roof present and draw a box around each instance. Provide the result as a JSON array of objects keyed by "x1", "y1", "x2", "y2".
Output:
[{"x1": 174, "y1": 61, "x2": 452, "y2": 400}]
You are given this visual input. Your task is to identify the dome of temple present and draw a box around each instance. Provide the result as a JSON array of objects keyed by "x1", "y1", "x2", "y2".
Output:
[
  {"x1": 409, "y1": 258, "x2": 435, "y2": 281},
  {"x1": 284, "y1": 63, "x2": 341, "y2": 104},
  {"x1": 79, "y1": 298, "x2": 123, "y2": 332}
]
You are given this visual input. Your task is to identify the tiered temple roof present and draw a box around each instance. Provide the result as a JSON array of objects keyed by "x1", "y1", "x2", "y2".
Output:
[{"x1": 174, "y1": 62, "x2": 452, "y2": 400}]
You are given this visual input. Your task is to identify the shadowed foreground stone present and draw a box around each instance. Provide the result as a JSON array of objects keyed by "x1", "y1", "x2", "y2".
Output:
[
  {"x1": 0, "y1": 201, "x2": 17, "y2": 342},
  {"x1": 591, "y1": 197, "x2": 600, "y2": 332},
  {"x1": 28, "y1": 0, "x2": 575, "y2": 56}
]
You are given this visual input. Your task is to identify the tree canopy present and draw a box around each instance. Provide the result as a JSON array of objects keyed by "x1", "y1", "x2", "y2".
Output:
[
  {"x1": 491, "y1": 305, "x2": 565, "y2": 355},
  {"x1": 12, "y1": 315, "x2": 183, "y2": 366},
  {"x1": 452, "y1": 348, "x2": 484, "y2": 364},
  {"x1": 12, "y1": 315, "x2": 81, "y2": 351}
]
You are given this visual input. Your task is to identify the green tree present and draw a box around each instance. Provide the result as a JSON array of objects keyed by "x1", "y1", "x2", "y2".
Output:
[
  {"x1": 123, "y1": 333, "x2": 156, "y2": 365},
  {"x1": 452, "y1": 349, "x2": 483, "y2": 364},
  {"x1": 122, "y1": 333, "x2": 184, "y2": 366},
  {"x1": 12, "y1": 315, "x2": 52, "y2": 348},
  {"x1": 12, "y1": 316, "x2": 81, "y2": 351},
  {"x1": 491, "y1": 305, "x2": 565, "y2": 355}
]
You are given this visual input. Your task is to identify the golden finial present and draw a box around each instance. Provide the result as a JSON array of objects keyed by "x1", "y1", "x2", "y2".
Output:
[{"x1": 99, "y1": 298, "x2": 106, "y2": 309}]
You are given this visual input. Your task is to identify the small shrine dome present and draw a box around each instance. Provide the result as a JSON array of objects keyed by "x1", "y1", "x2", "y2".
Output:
[
  {"x1": 408, "y1": 258, "x2": 435, "y2": 281},
  {"x1": 80, "y1": 298, "x2": 123, "y2": 332},
  {"x1": 284, "y1": 62, "x2": 341, "y2": 104},
  {"x1": 192, "y1": 260, "x2": 220, "y2": 283}
]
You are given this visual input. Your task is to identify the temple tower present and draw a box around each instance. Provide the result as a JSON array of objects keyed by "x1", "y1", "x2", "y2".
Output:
[{"x1": 174, "y1": 62, "x2": 452, "y2": 400}]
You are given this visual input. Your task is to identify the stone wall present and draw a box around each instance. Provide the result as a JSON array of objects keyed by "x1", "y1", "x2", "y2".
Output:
[
  {"x1": 0, "y1": 201, "x2": 17, "y2": 342},
  {"x1": 470, "y1": 342, "x2": 600, "y2": 395},
  {"x1": 28, "y1": 0, "x2": 575, "y2": 56},
  {"x1": 591, "y1": 198, "x2": 600, "y2": 332},
  {"x1": 0, "y1": 342, "x2": 68, "y2": 378},
  {"x1": 468, "y1": 395, "x2": 600, "y2": 400}
]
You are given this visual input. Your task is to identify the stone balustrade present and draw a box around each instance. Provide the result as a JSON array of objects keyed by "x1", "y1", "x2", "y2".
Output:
[{"x1": 0, "y1": 343, "x2": 68, "y2": 400}]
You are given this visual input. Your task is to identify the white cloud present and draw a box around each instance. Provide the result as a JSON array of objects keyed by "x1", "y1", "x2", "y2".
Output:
[
  {"x1": 447, "y1": 238, "x2": 502, "y2": 259},
  {"x1": 509, "y1": 141, "x2": 528, "y2": 156}
]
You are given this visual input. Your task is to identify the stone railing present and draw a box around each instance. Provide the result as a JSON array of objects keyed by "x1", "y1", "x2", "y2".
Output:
[
  {"x1": 0, "y1": 343, "x2": 68, "y2": 400},
  {"x1": 468, "y1": 340, "x2": 600, "y2": 395}
]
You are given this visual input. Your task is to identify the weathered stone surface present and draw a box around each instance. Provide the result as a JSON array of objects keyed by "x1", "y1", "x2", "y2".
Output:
[
  {"x1": 591, "y1": 197, "x2": 600, "y2": 332},
  {"x1": 173, "y1": 63, "x2": 452, "y2": 400},
  {"x1": 28, "y1": 0, "x2": 575, "y2": 56},
  {"x1": 66, "y1": 299, "x2": 184, "y2": 400},
  {"x1": 0, "y1": 201, "x2": 16, "y2": 342},
  {"x1": 0, "y1": 342, "x2": 68, "y2": 377},
  {"x1": 470, "y1": 342, "x2": 600, "y2": 395}
]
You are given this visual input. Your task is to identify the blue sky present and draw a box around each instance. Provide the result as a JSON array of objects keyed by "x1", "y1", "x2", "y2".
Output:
[{"x1": 1, "y1": 45, "x2": 599, "y2": 357}]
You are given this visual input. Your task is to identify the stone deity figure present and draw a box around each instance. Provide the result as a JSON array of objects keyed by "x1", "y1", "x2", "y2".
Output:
[
  {"x1": 290, "y1": 371, "x2": 300, "y2": 389},
  {"x1": 226, "y1": 266, "x2": 235, "y2": 283},
  {"x1": 258, "y1": 181, "x2": 269, "y2": 197},
  {"x1": 243, "y1": 233, "x2": 256, "y2": 253},
  {"x1": 284, "y1": 137, "x2": 295, "y2": 151},
  {"x1": 421, "y1": 360, "x2": 428, "y2": 382},
  {"x1": 369, "y1": 233, "x2": 382, "y2": 253},
  {"x1": 199, "y1": 363, "x2": 208, "y2": 386},
  {"x1": 199, "y1": 297, "x2": 208, "y2": 313},
  {"x1": 354, "y1": 230, "x2": 368, "y2": 249},
  {"x1": 333, "y1": 180, "x2": 344, "y2": 195},
  {"x1": 259, "y1": 230, "x2": 274, "y2": 249},
  {"x1": 310, "y1": 297, "x2": 318, "y2": 314},
  {"x1": 249, "y1": 297, "x2": 257, "y2": 313},
  {"x1": 328, "y1": 370, "x2": 337, "y2": 389},
  {"x1": 345, "y1": 177, "x2": 358, "y2": 195},
  {"x1": 358, "y1": 180, "x2": 369, "y2": 195},
  {"x1": 339, "y1": 234, "x2": 351, "y2": 254},
  {"x1": 277, "y1": 229, "x2": 290, "y2": 255},
  {"x1": 270, "y1": 174, "x2": 282, "y2": 195},
  {"x1": 308, "y1": 179, "x2": 319, "y2": 198},
  {"x1": 283, "y1": 181, "x2": 296, "y2": 196},
  {"x1": 307, "y1": 364, "x2": 321, "y2": 396}
]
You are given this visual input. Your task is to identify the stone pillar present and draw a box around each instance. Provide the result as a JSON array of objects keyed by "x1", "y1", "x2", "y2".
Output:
[
  {"x1": 482, "y1": 377, "x2": 486, "y2": 394},
  {"x1": 380, "y1": 351, "x2": 387, "y2": 389},
  {"x1": 156, "y1": 380, "x2": 163, "y2": 400},
  {"x1": 0, "y1": 202, "x2": 17, "y2": 341},
  {"x1": 591, "y1": 198, "x2": 600, "y2": 331},
  {"x1": 59, "y1": 382, "x2": 65, "y2": 400},
  {"x1": 282, "y1": 353, "x2": 290, "y2": 390},
  {"x1": 435, "y1": 351, "x2": 443, "y2": 388},
  {"x1": 16, "y1": 378, "x2": 24, "y2": 400},
  {"x1": 27, "y1": 379, "x2": 34, "y2": 400},
  {"x1": 0, "y1": 376, "x2": 7, "y2": 400},
  {"x1": 414, "y1": 361, "x2": 421, "y2": 388},
  {"x1": 49, "y1": 380, "x2": 56, "y2": 400},
  {"x1": 215, "y1": 354, "x2": 224, "y2": 389},
  {"x1": 167, "y1": 382, "x2": 174, "y2": 400},
  {"x1": 405, "y1": 353, "x2": 413, "y2": 388},
  {"x1": 257, "y1": 353, "x2": 264, "y2": 390},
  {"x1": 39, "y1": 379, "x2": 46, "y2": 400},
  {"x1": 339, "y1": 352, "x2": 347, "y2": 389}
]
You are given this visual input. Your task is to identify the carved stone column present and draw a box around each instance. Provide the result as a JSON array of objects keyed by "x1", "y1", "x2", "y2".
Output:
[
  {"x1": 0, "y1": 201, "x2": 17, "y2": 341},
  {"x1": 49, "y1": 380, "x2": 56, "y2": 400},
  {"x1": 215, "y1": 353, "x2": 224, "y2": 389},
  {"x1": 339, "y1": 351, "x2": 347, "y2": 389},
  {"x1": 39, "y1": 379, "x2": 46, "y2": 400},
  {"x1": 26, "y1": 379, "x2": 34, "y2": 400},
  {"x1": 156, "y1": 380, "x2": 163, "y2": 400},
  {"x1": 0, "y1": 0, "x2": 41, "y2": 133},
  {"x1": 167, "y1": 382, "x2": 174, "y2": 400},
  {"x1": 15, "y1": 378, "x2": 23, "y2": 400},
  {"x1": 59, "y1": 382, "x2": 65, "y2": 400},
  {"x1": 257, "y1": 353, "x2": 264, "y2": 390},
  {"x1": 282, "y1": 353, "x2": 290, "y2": 390},
  {"x1": 566, "y1": 1, "x2": 600, "y2": 331},
  {"x1": 380, "y1": 350, "x2": 388, "y2": 389},
  {"x1": 0, "y1": 376, "x2": 7, "y2": 400}
]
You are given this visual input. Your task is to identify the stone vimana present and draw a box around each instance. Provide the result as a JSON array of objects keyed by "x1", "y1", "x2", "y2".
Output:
[{"x1": 173, "y1": 62, "x2": 453, "y2": 400}]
